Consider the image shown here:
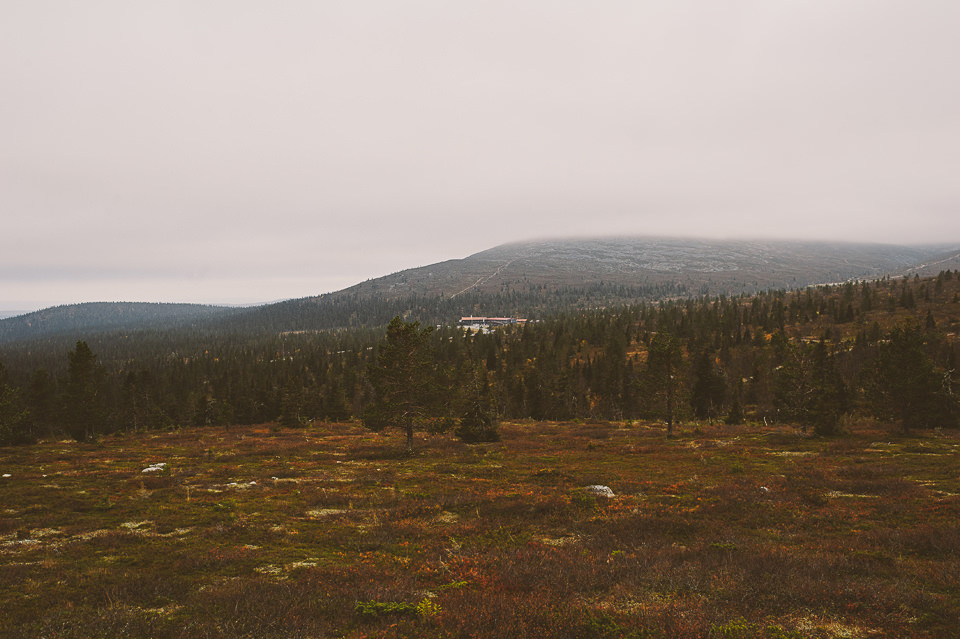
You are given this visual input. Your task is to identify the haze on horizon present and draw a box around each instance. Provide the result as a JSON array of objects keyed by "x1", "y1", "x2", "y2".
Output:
[{"x1": 3, "y1": 2, "x2": 959, "y2": 313}]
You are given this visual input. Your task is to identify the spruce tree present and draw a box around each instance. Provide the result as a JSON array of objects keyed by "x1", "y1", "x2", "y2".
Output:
[
  {"x1": 691, "y1": 349, "x2": 726, "y2": 421},
  {"x1": 870, "y1": 325, "x2": 956, "y2": 432},
  {"x1": 639, "y1": 332, "x2": 685, "y2": 436},
  {"x1": 0, "y1": 364, "x2": 33, "y2": 445},
  {"x1": 363, "y1": 316, "x2": 445, "y2": 452},
  {"x1": 62, "y1": 341, "x2": 106, "y2": 442}
]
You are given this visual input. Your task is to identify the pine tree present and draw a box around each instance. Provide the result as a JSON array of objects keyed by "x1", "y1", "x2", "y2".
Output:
[
  {"x1": 0, "y1": 364, "x2": 33, "y2": 445},
  {"x1": 455, "y1": 364, "x2": 500, "y2": 443},
  {"x1": 62, "y1": 341, "x2": 106, "y2": 442},
  {"x1": 26, "y1": 368, "x2": 55, "y2": 439},
  {"x1": 808, "y1": 340, "x2": 849, "y2": 435},
  {"x1": 690, "y1": 349, "x2": 726, "y2": 421},
  {"x1": 772, "y1": 339, "x2": 815, "y2": 428},
  {"x1": 363, "y1": 316, "x2": 446, "y2": 452},
  {"x1": 639, "y1": 332, "x2": 685, "y2": 436},
  {"x1": 725, "y1": 379, "x2": 746, "y2": 425},
  {"x1": 870, "y1": 325, "x2": 957, "y2": 432}
]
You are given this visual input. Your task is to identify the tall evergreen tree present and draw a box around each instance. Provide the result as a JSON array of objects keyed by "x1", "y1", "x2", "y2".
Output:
[
  {"x1": 690, "y1": 349, "x2": 726, "y2": 421},
  {"x1": 0, "y1": 363, "x2": 32, "y2": 445},
  {"x1": 455, "y1": 363, "x2": 500, "y2": 442},
  {"x1": 870, "y1": 325, "x2": 957, "y2": 432},
  {"x1": 27, "y1": 368, "x2": 56, "y2": 439},
  {"x1": 772, "y1": 339, "x2": 815, "y2": 428},
  {"x1": 639, "y1": 332, "x2": 685, "y2": 436},
  {"x1": 363, "y1": 316, "x2": 446, "y2": 452},
  {"x1": 808, "y1": 339, "x2": 849, "y2": 435},
  {"x1": 62, "y1": 341, "x2": 106, "y2": 442}
]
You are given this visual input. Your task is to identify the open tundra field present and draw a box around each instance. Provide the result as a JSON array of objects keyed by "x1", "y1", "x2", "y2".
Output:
[{"x1": 1, "y1": 421, "x2": 959, "y2": 638}]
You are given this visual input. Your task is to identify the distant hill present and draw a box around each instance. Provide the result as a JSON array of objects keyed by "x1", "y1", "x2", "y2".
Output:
[
  {"x1": 2, "y1": 237, "x2": 957, "y2": 343},
  {"x1": 0, "y1": 302, "x2": 239, "y2": 344},
  {"x1": 893, "y1": 249, "x2": 960, "y2": 278},
  {"x1": 340, "y1": 237, "x2": 954, "y2": 298},
  {"x1": 226, "y1": 238, "x2": 950, "y2": 330}
]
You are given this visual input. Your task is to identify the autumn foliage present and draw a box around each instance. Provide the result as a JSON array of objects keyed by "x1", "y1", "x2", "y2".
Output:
[{"x1": 1, "y1": 419, "x2": 958, "y2": 638}]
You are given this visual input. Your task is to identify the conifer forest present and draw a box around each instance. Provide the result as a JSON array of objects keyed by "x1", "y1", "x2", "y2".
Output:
[
  {"x1": 2, "y1": 272, "x2": 960, "y2": 639},
  {"x1": 2, "y1": 272, "x2": 959, "y2": 445}
]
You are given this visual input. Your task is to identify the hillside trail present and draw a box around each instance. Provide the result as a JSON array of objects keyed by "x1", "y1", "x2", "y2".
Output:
[{"x1": 449, "y1": 259, "x2": 515, "y2": 298}]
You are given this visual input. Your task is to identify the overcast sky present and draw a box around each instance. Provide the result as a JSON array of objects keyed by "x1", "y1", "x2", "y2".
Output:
[{"x1": 3, "y1": 2, "x2": 959, "y2": 311}]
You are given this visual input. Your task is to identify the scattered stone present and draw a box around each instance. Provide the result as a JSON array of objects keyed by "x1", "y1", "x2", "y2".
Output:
[
  {"x1": 226, "y1": 481, "x2": 258, "y2": 489},
  {"x1": 141, "y1": 463, "x2": 167, "y2": 473},
  {"x1": 584, "y1": 485, "x2": 615, "y2": 498}
]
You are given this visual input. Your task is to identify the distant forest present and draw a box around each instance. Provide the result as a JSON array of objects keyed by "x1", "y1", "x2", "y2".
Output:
[{"x1": 1, "y1": 272, "x2": 959, "y2": 445}]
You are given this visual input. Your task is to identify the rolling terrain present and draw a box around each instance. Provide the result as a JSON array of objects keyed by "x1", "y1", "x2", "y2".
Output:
[
  {"x1": 2, "y1": 244, "x2": 960, "y2": 638},
  {"x1": 1, "y1": 237, "x2": 957, "y2": 344},
  {"x1": 0, "y1": 302, "x2": 239, "y2": 345},
  {"x1": 343, "y1": 237, "x2": 955, "y2": 298}
]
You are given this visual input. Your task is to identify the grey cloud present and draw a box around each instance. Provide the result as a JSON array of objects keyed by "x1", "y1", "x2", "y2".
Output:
[{"x1": 1, "y1": 1, "x2": 958, "y2": 310}]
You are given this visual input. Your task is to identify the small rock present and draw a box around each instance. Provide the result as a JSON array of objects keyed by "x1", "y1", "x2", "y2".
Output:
[
  {"x1": 584, "y1": 485, "x2": 615, "y2": 498},
  {"x1": 141, "y1": 463, "x2": 167, "y2": 473}
]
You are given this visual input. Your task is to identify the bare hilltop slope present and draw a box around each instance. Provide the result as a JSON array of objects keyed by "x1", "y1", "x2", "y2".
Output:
[
  {"x1": 2, "y1": 237, "x2": 958, "y2": 342},
  {"x1": 341, "y1": 237, "x2": 958, "y2": 299}
]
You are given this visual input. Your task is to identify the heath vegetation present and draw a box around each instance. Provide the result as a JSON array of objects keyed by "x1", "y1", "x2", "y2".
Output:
[{"x1": 1, "y1": 420, "x2": 959, "y2": 637}]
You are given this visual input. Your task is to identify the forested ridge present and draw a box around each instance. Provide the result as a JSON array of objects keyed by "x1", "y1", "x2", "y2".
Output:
[
  {"x1": 212, "y1": 281, "x2": 689, "y2": 334},
  {"x1": 2, "y1": 272, "x2": 959, "y2": 445},
  {"x1": 6, "y1": 237, "x2": 955, "y2": 345},
  {"x1": 0, "y1": 302, "x2": 239, "y2": 343},
  {"x1": 0, "y1": 282, "x2": 687, "y2": 346}
]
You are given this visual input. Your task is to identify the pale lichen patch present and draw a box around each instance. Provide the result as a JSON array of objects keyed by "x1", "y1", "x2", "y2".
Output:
[
  {"x1": 539, "y1": 534, "x2": 580, "y2": 547},
  {"x1": 825, "y1": 491, "x2": 877, "y2": 499},
  {"x1": 306, "y1": 508, "x2": 350, "y2": 518},
  {"x1": 433, "y1": 511, "x2": 460, "y2": 525}
]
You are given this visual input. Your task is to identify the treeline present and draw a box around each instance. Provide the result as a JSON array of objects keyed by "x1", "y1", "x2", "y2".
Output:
[
  {"x1": 0, "y1": 302, "x2": 238, "y2": 344},
  {"x1": 0, "y1": 282, "x2": 688, "y2": 346},
  {"x1": 2, "y1": 272, "x2": 959, "y2": 445},
  {"x1": 210, "y1": 281, "x2": 689, "y2": 334}
]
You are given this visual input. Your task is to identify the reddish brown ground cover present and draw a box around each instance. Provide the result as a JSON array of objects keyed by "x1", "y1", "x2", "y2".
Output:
[{"x1": 1, "y1": 420, "x2": 958, "y2": 638}]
